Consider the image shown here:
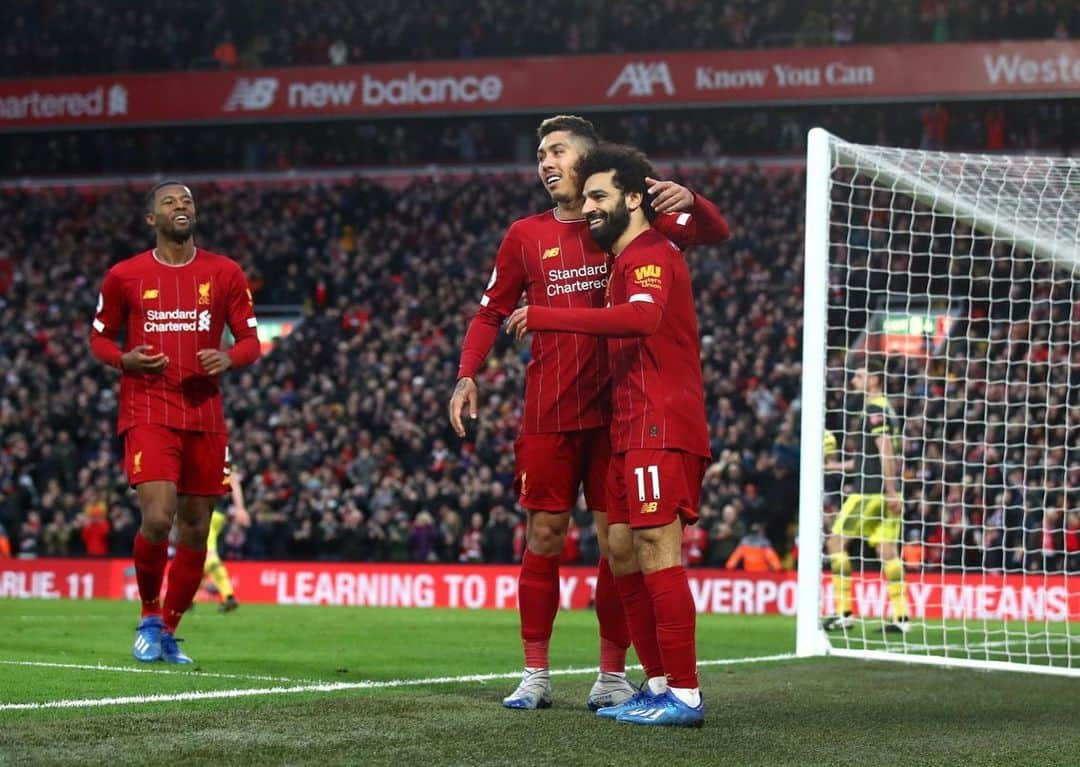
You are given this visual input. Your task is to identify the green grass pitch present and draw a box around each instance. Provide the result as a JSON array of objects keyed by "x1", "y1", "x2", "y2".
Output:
[{"x1": 2, "y1": 599, "x2": 1079, "y2": 766}]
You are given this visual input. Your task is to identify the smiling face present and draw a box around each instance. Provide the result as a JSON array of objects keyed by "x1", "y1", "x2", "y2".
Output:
[
  {"x1": 146, "y1": 184, "x2": 196, "y2": 243},
  {"x1": 536, "y1": 130, "x2": 586, "y2": 207},
  {"x1": 582, "y1": 170, "x2": 636, "y2": 251}
]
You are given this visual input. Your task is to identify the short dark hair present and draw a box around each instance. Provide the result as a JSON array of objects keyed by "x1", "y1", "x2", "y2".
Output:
[
  {"x1": 144, "y1": 180, "x2": 191, "y2": 212},
  {"x1": 536, "y1": 115, "x2": 599, "y2": 146},
  {"x1": 579, "y1": 142, "x2": 656, "y2": 221},
  {"x1": 856, "y1": 357, "x2": 886, "y2": 387}
]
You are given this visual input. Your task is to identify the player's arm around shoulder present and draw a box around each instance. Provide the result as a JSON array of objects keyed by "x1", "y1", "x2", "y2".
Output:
[{"x1": 647, "y1": 177, "x2": 730, "y2": 247}]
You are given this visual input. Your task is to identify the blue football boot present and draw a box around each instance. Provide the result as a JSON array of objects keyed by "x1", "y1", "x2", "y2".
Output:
[
  {"x1": 616, "y1": 689, "x2": 705, "y2": 727},
  {"x1": 596, "y1": 686, "x2": 660, "y2": 719},
  {"x1": 132, "y1": 616, "x2": 163, "y2": 662},
  {"x1": 160, "y1": 632, "x2": 194, "y2": 664}
]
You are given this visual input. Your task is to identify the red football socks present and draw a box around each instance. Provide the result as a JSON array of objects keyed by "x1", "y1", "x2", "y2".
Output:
[
  {"x1": 615, "y1": 571, "x2": 665, "y2": 680},
  {"x1": 595, "y1": 557, "x2": 630, "y2": 673},
  {"x1": 133, "y1": 532, "x2": 169, "y2": 618},
  {"x1": 644, "y1": 565, "x2": 699, "y2": 689},
  {"x1": 162, "y1": 544, "x2": 208, "y2": 633},
  {"x1": 518, "y1": 549, "x2": 561, "y2": 668}
]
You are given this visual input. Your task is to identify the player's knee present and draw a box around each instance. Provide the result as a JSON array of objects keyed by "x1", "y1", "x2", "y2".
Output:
[
  {"x1": 829, "y1": 550, "x2": 852, "y2": 576},
  {"x1": 883, "y1": 557, "x2": 904, "y2": 582},
  {"x1": 175, "y1": 517, "x2": 210, "y2": 548},
  {"x1": 607, "y1": 545, "x2": 634, "y2": 576},
  {"x1": 527, "y1": 516, "x2": 567, "y2": 556},
  {"x1": 633, "y1": 527, "x2": 679, "y2": 572},
  {"x1": 139, "y1": 511, "x2": 172, "y2": 543}
]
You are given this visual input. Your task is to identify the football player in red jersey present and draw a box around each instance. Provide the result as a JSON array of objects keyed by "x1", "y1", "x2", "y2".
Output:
[
  {"x1": 450, "y1": 116, "x2": 729, "y2": 710},
  {"x1": 507, "y1": 144, "x2": 711, "y2": 726},
  {"x1": 89, "y1": 181, "x2": 262, "y2": 664}
]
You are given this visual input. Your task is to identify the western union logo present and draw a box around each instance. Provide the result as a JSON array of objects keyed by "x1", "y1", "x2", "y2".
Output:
[
  {"x1": 542, "y1": 247, "x2": 560, "y2": 260},
  {"x1": 634, "y1": 264, "x2": 661, "y2": 281},
  {"x1": 143, "y1": 289, "x2": 159, "y2": 299}
]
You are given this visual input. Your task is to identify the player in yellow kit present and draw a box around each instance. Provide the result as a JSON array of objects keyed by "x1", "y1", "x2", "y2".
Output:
[
  {"x1": 203, "y1": 466, "x2": 249, "y2": 612},
  {"x1": 822, "y1": 363, "x2": 910, "y2": 634}
]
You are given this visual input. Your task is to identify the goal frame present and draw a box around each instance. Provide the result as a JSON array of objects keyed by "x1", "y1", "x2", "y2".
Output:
[{"x1": 795, "y1": 127, "x2": 1080, "y2": 677}]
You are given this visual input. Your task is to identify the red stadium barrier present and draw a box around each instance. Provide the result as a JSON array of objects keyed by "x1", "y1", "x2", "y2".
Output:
[
  {"x1": 1, "y1": 41, "x2": 1078, "y2": 130},
  {"x1": 2, "y1": 558, "x2": 1078, "y2": 620}
]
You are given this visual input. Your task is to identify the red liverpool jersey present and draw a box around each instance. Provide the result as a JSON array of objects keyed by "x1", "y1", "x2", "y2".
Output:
[
  {"x1": 603, "y1": 229, "x2": 710, "y2": 457},
  {"x1": 89, "y1": 248, "x2": 260, "y2": 435},
  {"x1": 458, "y1": 196, "x2": 728, "y2": 434}
]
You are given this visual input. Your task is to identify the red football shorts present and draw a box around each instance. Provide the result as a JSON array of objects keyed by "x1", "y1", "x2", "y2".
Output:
[
  {"x1": 513, "y1": 428, "x2": 610, "y2": 513},
  {"x1": 123, "y1": 424, "x2": 230, "y2": 496},
  {"x1": 607, "y1": 449, "x2": 709, "y2": 528}
]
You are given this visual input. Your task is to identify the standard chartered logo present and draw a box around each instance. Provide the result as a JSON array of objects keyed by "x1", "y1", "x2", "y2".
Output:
[
  {"x1": 143, "y1": 308, "x2": 212, "y2": 333},
  {"x1": 546, "y1": 263, "x2": 608, "y2": 297}
]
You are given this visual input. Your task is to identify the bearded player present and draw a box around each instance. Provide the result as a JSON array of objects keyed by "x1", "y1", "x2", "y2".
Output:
[
  {"x1": 449, "y1": 116, "x2": 728, "y2": 711},
  {"x1": 90, "y1": 181, "x2": 261, "y2": 663},
  {"x1": 508, "y1": 143, "x2": 712, "y2": 726}
]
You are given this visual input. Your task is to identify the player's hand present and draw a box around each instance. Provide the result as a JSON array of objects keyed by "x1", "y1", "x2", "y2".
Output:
[
  {"x1": 506, "y1": 306, "x2": 530, "y2": 342},
  {"x1": 197, "y1": 349, "x2": 233, "y2": 376},
  {"x1": 449, "y1": 377, "x2": 478, "y2": 438},
  {"x1": 233, "y1": 505, "x2": 251, "y2": 527},
  {"x1": 886, "y1": 494, "x2": 903, "y2": 515},
  {"x1": 646, "y1": 176, "x2": 694, "y2": 214},
  {"x1": 121, "y1": 344, "x2": 168, "y2": 374}
]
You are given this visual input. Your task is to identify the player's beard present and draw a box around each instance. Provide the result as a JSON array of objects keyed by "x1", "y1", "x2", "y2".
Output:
[
  {"x1": 157, "y1": 215, "x2": 196, "y2": 244},
  {"x1": 585, "y1": 196, "x2": 630, "y2": 252}
]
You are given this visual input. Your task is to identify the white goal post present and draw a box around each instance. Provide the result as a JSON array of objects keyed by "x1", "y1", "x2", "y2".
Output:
[{"x1": 797, "y1": 128, "x2": 1080, "y2": 676}]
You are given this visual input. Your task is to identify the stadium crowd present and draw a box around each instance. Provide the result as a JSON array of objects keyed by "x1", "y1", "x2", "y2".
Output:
[
  {"x1": 2, "y1": 0, "x2": 1075, "y2": 77},
  {"x1": 3, "y1": 100, "x2": 1074, "y2": 178},
  {"x1": 0, "y1": 167, "x2": 799, "y2": 568},
  {"x1": 1, "y1": 163, "x2": 1076, "y2": 574},
  {"x1": 825, "y1": 182, "x2": 1080, "y2": 575}
]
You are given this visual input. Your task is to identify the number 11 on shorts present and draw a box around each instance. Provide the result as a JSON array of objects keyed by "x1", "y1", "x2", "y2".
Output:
[{"x1": 634, "y1": 465, "x2": 661, "y2": 502}]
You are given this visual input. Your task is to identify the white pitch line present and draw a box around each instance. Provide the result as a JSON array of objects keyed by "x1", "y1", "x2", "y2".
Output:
[
  {"x1": 0, "y1": 659, "x2": 311, "y2": 684},
  {"x1": 0, "y1": 653, "x2": 797, "y2": 711}
]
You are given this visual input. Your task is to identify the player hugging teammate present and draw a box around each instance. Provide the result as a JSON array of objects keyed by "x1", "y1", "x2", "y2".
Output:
[{"x1": 452, "y1": 118, "x2": 727, "y2": 727}]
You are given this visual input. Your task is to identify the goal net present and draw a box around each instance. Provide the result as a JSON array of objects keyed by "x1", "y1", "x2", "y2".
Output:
[{"x1": 797, "y1": 128, "x2": 1080, "y2": 676}]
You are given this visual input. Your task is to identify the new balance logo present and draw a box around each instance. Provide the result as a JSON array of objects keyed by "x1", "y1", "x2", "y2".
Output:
[
  {"x1": 142, "y1": 289, "x2": 159, "y2": 299},
  {"x1": 606, "y1": 62, "x2": 676, "y2": 98},
  {"x1": 542, "y1": 247, "x2": 560, "y2": 260},
  {"x1": 224, "y1": 78, "x2": 279, "y2": 111}
]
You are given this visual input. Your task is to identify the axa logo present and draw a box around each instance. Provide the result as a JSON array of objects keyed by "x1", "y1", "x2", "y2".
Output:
[
  {"x1": 542, "y1": 247, "x2": 560, "y2": 260},
  {"x1": 224, "y1": 78, "x2": 279, "y2": 111},
  {"x1": 606, "y1": 62, "x2": 675, "y2": 98}
]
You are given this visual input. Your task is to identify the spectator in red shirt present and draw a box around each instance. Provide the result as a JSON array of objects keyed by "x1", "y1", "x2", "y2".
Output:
[{"x1": 80, "y1": 502, "x2": 111, "y2": 557}]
